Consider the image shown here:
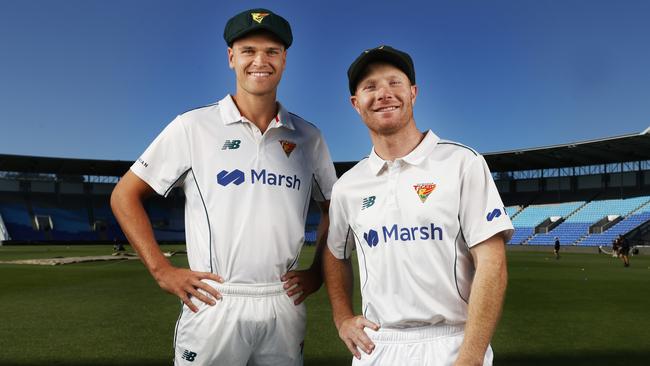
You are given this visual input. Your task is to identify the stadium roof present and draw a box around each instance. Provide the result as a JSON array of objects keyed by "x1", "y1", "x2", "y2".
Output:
[
  {"x1": 0, "y1": 154, "x2": 132, "y2": 177},
  {"x1": 1, "y1": 127, "x2": 649, "y2": 176},
  {"x1": 483, "y1": 127, "x2": 650, "y2": 172}
]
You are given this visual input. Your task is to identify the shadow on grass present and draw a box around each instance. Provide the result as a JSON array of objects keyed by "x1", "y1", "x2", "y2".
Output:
[
  {"x1": 305, "y1": 356, "x2": 352, "y2": 366},
  {"x1": 498, "y1": 350, "x2": 650, "y2": 366},
  {"x1": 0, "y1": 361, "x2": 170, "y2": 366},
  {"x1": 2, "y1": 351, "x2": 648, "y2": 366},
  {"x1": 0, "y1": 357, "x2": 354, "y2": 366}
]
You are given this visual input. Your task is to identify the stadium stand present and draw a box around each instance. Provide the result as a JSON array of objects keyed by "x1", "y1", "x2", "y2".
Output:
[
  {"x1": 526, "y1": 196, "x2": 650, "y2": 245},
  {"x1": 0, "y1": 192, "x2": 41, "y2": 241},
  {"x1": 1, "y1": 128, "x2": 650, "y2": 246},
  {"x1": 30, "y1": 193, "x2": 93, "y2": 241},
  {"x1": 145, "y1": 194, "x2": 185, "y2": 242},
  {"x1": 505, "y1": 206, "x2": 521, "y2": 217},
  {"x1": 91, "y1": 196, "x2": 124, "y2": 241},
  {"x1": 0, "y1": 212, "x2": 10, "y2": 242},
  {"x1": 508, "y1": 202, "x2": 584, "y2": 244},
  {"x1": 578, "y1": 198, "x2": 650, "y2": 246}
]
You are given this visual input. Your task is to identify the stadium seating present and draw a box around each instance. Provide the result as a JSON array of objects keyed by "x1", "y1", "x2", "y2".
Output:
[
  {"x1": 145, "y1": 196, "x2": 185, "y2": 242},
  {"x1": 92, "y1": 195, "x2": 126, "y2": 241},
  {"x1": 0, "y1": 213, "x2": 8, "y2": 241},
  {"x1": 527, "y1": 222, "x2": 590, "y2": 245},
  {"x1": 509, "y1": 227, "x2": 535, "y2": 245},
  {"x1": 522, "y1": 196, "x2": 650, "y2": 245},
  {"x1": 564, "y1": 196, "x2": 649, "y2": 223},
  {"x1": 579, "y1": 202, "x2": 650, "y2": 246},
  {"x1": 511, "y1": 201, "x2": 585, "y2": 227},
  {"x1": 0, "y1": 189, "x2": 127, "y2": 242},
  {"x1": 0, "y1": 192, "x2": 42, "y2": 241},
  {"x1": 0, "y1": 204, "x2": 40, "y2": 241},
  {"x1": 2, "y1": 175, "x2": 649, "y2": 247},
  {"x1": 507, "y1": 202, "x2": 584, "y2": 244},
  {"x1": 30, "y1": 193, "x2": 93, "y2": 241},
  {"x1": 304, "y1": 230, "x2": 317, "y2": 243}
]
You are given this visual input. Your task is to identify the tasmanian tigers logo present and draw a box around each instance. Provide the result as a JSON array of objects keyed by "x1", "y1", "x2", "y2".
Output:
[
  {"x1": 413, "y1": 183, "x2": 436, "y2": 203},
  {"x1": 251, "y1": 13, "x2": 270, "y2": 24},
  {"x1": 279, "y1": 140, "x2": 297, "y2": 157}
]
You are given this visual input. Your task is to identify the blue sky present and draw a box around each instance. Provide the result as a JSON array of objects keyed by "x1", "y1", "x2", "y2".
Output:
[{"x1": 1, "y1": 0, "x2": 649, "y2": 163}]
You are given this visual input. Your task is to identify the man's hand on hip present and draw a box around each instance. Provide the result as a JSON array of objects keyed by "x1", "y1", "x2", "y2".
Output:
[
  {"x1": 154, "y1": 265, "x2": 224, "y2": 313},
  {"x1": 337, "y1": 315, "x2": 380, "y2": 360},
  {"x1": 282, "y1": 266, "x2": 323, "y2": 305}
]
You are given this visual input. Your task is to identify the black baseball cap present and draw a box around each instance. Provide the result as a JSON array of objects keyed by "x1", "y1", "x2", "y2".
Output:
[
  {"x1": 347, "y1": 45, "x2": 416, "y2": 95},
  {"x1": 223, "y1": 8, "x2": 293, "y2": 48}
]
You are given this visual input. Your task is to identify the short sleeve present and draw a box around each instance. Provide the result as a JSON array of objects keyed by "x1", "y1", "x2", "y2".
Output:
[
  {"x1": 327, "y1": 184, "x2": 355, "y2": 259},
  {"x1": 130, "y1": 116, "x2": 191, "y2": 197},
  {"x1": 310, "y1": 132, "x2": 338, "y2": 202},
  {"x1": 459, "y1": 155, "x2": 514, "y2": 247}
]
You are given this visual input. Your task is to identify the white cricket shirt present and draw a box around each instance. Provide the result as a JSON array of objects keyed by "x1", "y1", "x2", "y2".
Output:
[
  {"x1": 327, "y1": 130, "x2": 513, "y2": 328},
  {"x1": 131, "y1": 95, "x2": 337, "y2": 283}
]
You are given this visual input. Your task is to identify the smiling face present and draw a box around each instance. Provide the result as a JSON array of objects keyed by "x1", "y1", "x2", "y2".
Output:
[
  {"x1": 350, "y1": 62, "x2": 418, "y2": 136},
  {"x1": 228, "y1": 32, "x2": 286, "y2": 98}
]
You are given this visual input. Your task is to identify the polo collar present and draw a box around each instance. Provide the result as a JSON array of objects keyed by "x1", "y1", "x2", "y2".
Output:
[
  {"x1": 367, "y1": 130, "x2": 440, "y2": 175},
  {"x1": 274, "y1": 102, "x2": 295, "y2": 130},
  {"x1": 367, "y1": 148, "x2": 386, "y2": 176},
  {"x1": 218, "y1": 94, "x2": 294, "y2": 130},
  {"x1": 402, "y1": 130, "x2": 440, "y2": 165}
]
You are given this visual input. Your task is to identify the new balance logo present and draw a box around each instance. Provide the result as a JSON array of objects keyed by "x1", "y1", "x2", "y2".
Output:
[
  {"x1": 362, "y1": 196, "x2": 376, "y2": 210},
  {"x1": 217, "y1": 169, "x2": 245, "y2": 186},
  {"x1": 222, "y1": 140, "x2": 241, "y2": 150},
  {"x1": 182, "y1": 350, "x2": 197, "y2": 362},
  {"x1": 486, "y1": 208, "x2": 502, "y2": 222}
]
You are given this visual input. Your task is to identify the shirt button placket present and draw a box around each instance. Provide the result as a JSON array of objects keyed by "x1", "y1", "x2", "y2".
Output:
[{"x1": 386, "y1": 160, "x2": 400, "y2": 209}]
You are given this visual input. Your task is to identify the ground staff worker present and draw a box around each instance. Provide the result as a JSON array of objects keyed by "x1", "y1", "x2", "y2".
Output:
[
  {"x1": 111, "y1": 8, "x2": 337, "y2": 366},
  {"x1": 323, "y1": 45, "x2": 513, "y2": 366}
]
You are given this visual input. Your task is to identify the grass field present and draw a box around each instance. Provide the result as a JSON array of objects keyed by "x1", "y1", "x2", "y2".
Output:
[{"x1": 1, "y1": 245, "x2": 649, "y2": 366}]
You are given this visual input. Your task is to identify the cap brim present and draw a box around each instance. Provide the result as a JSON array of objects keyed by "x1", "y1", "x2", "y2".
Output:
[
  {"x1": 349, "y1": 49, "x2": 413, "y2": 94},
  {"x1": 228, "y1": 24, "x2": 289, "y2": 48}
]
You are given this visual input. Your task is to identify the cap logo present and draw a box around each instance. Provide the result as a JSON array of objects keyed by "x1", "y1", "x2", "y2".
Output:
[
  {"x1": 279, "y1": 140, "x2": 297, "y2": 157},
  {"x1": 413, "y1": 183, "x2": 436, "y2": 203},
  {"x1": 251, "y1": 12, "x2": 270, "y2": 24}
]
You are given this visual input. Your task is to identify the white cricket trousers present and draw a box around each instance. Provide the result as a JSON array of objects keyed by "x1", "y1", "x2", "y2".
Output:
[
  {"x1": 352, "y1": 324, "x2": 493, "y2": 366},
  {"x1": 173, "y1": 282, "x2": 306, "y2": 366}
]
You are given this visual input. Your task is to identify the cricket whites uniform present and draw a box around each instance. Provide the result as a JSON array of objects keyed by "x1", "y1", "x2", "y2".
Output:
[
  {"x1": 131, "y1": 94, "x2": 337, "y2": 366},
  {"x1": 327, "y1": 130, "x2": 513, "y2": 366}
]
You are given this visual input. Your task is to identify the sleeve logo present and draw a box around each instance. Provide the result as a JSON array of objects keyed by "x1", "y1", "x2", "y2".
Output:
[{"x1": 486, "y1": 208, "x2": 502, "y2": 222}]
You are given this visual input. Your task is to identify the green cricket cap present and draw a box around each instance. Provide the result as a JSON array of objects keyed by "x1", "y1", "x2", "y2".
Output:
[
  {"x1": 223, "y1": 8, "x2": 293, "y2": 48},
  {"x1": 348, "y1": 45, "x2": 416, "y2": 95}
]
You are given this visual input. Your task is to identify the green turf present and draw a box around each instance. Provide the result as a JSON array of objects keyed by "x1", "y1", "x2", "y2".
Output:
[{"x1": 1, "y1": 245, "x2": 648, "y2": 365}]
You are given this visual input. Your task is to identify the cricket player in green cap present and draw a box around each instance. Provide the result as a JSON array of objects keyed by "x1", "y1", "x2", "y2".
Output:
[{"x1": 111, "y1": 8, "x2": 337, "y2": 365}]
